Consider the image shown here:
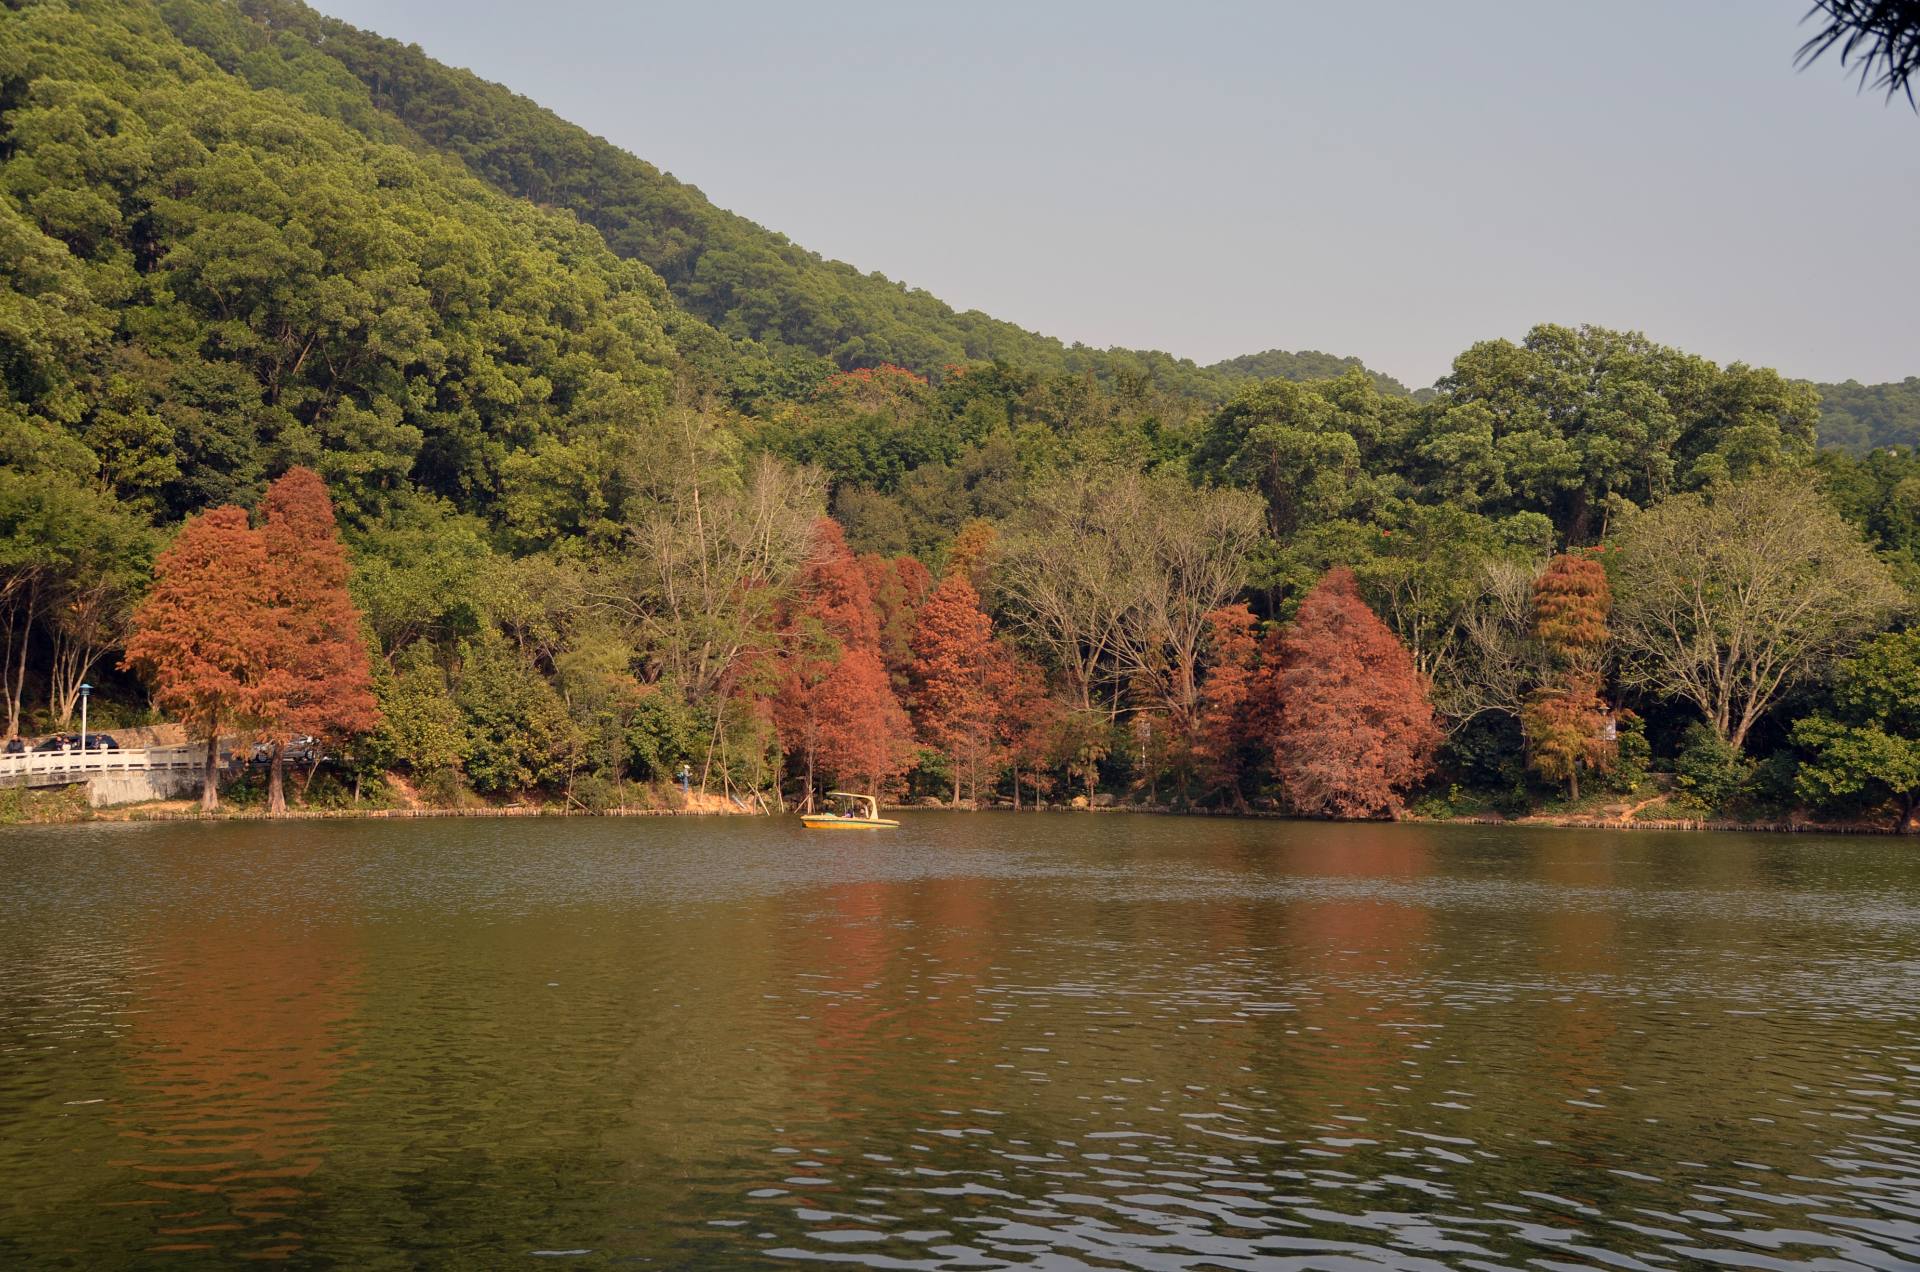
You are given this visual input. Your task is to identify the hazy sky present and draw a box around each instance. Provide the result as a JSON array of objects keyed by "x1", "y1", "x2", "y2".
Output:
[{"x1": 311, "y1": 0, "x2": 1917, "y2": 388}]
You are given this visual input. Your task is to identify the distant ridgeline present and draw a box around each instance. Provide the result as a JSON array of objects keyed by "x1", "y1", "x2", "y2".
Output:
[
  {"x1": 1810, "y1": 378, "x2": 1920, "y2": 453},
  {"x1": 155, "y1": 0, "x2": 1251, "y2": 399},
  {"x1": 1208, "y1": 349, "x2": 1420, "y2": 400},
  {"x1": 142, "y1": 0, "x2": 1917, "y2": 440}
]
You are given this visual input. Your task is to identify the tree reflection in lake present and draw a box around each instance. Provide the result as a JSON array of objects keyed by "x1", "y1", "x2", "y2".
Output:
[{"x1": 5, "y1": 814, "x2": 1920, "y2": 1267}]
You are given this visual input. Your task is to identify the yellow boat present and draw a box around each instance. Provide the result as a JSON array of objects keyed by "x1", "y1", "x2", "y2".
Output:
[{"x1": 800, "y1": 791, "x2": 900, "y2": 830}]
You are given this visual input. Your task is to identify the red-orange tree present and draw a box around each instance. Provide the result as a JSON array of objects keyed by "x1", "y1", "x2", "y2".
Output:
[
  {"x1": 1527, "y1": 552, "x2": 1614, "y2": 797},
  {"x1": 259, "y1": 468, "x2": 380, "y2": 813},
  {"x1": 992, "y1": 639, "x2": 1058, "y2": 810},
  {"x1": 123, "y1": 506, "x2": 282, "y2": 811},
  {"x1": 775, "y1": 520, "x2": 914, "y2": 805},
  {"x1": 1192, "y1": 603, "x2": 1264, "y2": 810},
  {"x1": 910, "y1": 571, "x2": 1000, "y2": 805},
  {"x1": 860, "y1": 551, "x2": 933, "y2": 694},
  {"x1": 1522, "y1": 676, "x2": 1615, "y2": 800},
  {"x1": 1270, "y1": 568, "x2": 1440, "y2": 818},
  {"x1": 815, "y1": 647, "x2": 915, "y2": 795}
]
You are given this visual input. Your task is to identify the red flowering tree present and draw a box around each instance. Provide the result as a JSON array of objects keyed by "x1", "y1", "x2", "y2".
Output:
[
  {"x1": 1270, "y1": 567, "x2": 1440, "y2": 818},
  {"x1": 259, "y1": 468, "x2": 380, "y2": 814},
  {"x1": 123, "y1": 507, "x2": 282, "y2": 810},
  {"x1": 910, "y1": 571, "x2": 1000, "y2": 805},
  {"x1": 1192, "y1": 603, "x2": 1265, "y2": 810}
]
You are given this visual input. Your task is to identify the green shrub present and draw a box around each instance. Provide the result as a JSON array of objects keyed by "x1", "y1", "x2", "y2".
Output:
[
  {"x1": 1673, "y1": 722, "x2": 1753, "y2": 812},
  {"x1": 572, "y1": 774, "x2": 621, "y2": 812},
  {"x1": 1606, "y1": 713, "x2": 1650, "y2": 794},
  {"x1": 417, "y1": 767, "x2": 470, "y2": 809}
]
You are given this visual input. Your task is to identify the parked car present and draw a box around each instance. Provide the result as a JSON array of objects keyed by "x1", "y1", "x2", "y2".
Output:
[
  {"x1": 285, "y1": 736, "x2": 325, "y2": 765},
  {"x1": 32, "y1": 734, "x2": 76, "y2": 752},
  {"x1": 248, "y1": 738, "x2": 326, "y2": 765},
  {"x1": 83, "y1": 734, "x2": 119, "y2": 751}
]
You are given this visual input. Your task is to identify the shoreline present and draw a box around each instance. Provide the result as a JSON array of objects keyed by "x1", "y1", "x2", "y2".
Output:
[{"x1": 2, "y1": 797, "x2": 1902, "y2": 835}]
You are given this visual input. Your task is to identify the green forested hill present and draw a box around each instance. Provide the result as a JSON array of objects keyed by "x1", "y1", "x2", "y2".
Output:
[
  {"x1": 1813, "y1": 378, "x2": 1920, "y2": 452},
  {"x1": 151, "y1": 0, "x2": 1222, "y2": 393},
  {"x1": 1208, "y1": 349, "x2": 1416, "y2": 398},
  {"x1": 150, "y1": 0, "x2": 1414, "y2": 403},
  {"x1": 0, "y1": 0, "x2": 738, "y2": 531}
]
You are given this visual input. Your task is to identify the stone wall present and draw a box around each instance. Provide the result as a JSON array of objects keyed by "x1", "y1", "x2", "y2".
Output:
[{"x1": 87, "y1": 769, "x2": 202, "y2": 808}]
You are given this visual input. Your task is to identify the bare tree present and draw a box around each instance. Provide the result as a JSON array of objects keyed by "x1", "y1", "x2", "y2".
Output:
[
  {"x1": 1111, "y1": 475, "x2": 1266, "y2": 732},
  {"x1": 1611, "y1": 475, "x2": 1903, "y2": 750},
  {"x1": 994, "y1": 468, "x2": 1139, "y2": 712},
  {"x1": 591, "y1": 410, "x2": 824, "y2": 794},
  {"x1": 1432, "y1": 557, "x2": 1553, "y2": 735},
  {"x1": 613, "y1": 445, "x2": 823, "y2": 702},
  {"x1": 47, "y1": 572, "x2": 138, "y2": 726},
  {"x1": 995, "y1": 466, "x2": 1264, "y2": 723}
]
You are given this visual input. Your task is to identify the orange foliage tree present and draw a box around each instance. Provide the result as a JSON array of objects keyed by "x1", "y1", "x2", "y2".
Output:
[
  {"x1": 1533, "y1": 552, "x2": 1611, "y2": 671},
  {"x1": 947, "y1": 518, "x2": 998, "y2": 594},
  {"x1": 1192, "y1": 603, "x2": 1265, "y2": 810},
  {"x1": 259, "y1": 468, "x2": 380, "y2": 814},
  {"x1": 1527, "y1": 552, "x2": 1614, "y2": 797},
  {"x1": 859, "y1": 552, "x2": 933, "y2": 694},
  {"x1": 1270, "y1": 568, "x2": 1440, "y2": 818},
  {"x1": 123, "y1": 506, "x2": 282, "y2": 811},
  {"x1": 775, "y1": 520, "x2": 914, "y2": 805},
  {"x1": 992, "y1": 639, "x2": 1058, "y2": 810},
  {"x1": 1522, "y1": 676, "x2": 1615, "y2": 800},
  {"x1": 910, "y1": 571, "x2": 1001, "y2": 805}
]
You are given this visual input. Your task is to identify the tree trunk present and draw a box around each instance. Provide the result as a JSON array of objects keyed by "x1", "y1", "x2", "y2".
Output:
[
  {"x1": 268, "y1": 742, "x2": 287, "y2": 816},
  {"x1": 1012, "y1": 766, "x2": 1021, "y2": 812},
  {"x1": 2, "y1": 580, "x2": 38, "y2": 739},
  {"x1": 201, "y1": 731, "x2": 220, "y2": 812},
  {"x1": 1569, "y1": 765, "x2": 1580, "y2": 802}
]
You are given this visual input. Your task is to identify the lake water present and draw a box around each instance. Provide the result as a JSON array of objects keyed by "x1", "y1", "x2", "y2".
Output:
[{"x1": 3, "y1": 814, "x2": 1920, "y2": 1268}]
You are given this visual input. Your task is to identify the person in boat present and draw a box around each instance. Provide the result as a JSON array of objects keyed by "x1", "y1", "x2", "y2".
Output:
[{"x1": 801, "y1": 791, "x2": 899, "y2": 829}]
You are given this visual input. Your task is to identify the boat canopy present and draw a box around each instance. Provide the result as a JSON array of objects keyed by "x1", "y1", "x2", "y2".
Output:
[{"x1": 825, "y1": 791, "x2": 879, "y2": 817}]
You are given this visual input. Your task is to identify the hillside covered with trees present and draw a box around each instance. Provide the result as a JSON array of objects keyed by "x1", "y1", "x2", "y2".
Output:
[{"x1": 6, "y1": 0, "x2": 1920, "y2": 827}]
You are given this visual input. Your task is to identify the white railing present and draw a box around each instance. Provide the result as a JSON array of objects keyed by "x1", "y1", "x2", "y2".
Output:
[{"x1": 0, "y1": 744, "x2": 220, "y2": 787}]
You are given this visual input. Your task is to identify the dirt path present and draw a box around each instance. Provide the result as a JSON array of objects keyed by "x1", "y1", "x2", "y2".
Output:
[{"x1": 384, "y1": 771, "x2": 425, "y2": 811}]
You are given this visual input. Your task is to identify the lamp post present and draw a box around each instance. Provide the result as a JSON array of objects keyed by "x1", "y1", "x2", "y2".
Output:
[{"x1": 79, "y1": 683, "x2": 90, "y2": 754}]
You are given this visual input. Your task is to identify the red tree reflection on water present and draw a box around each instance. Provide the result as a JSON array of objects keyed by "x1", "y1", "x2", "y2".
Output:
[{"x1": 112, "y1": 904, "x2": 360, "y2": 1260}]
